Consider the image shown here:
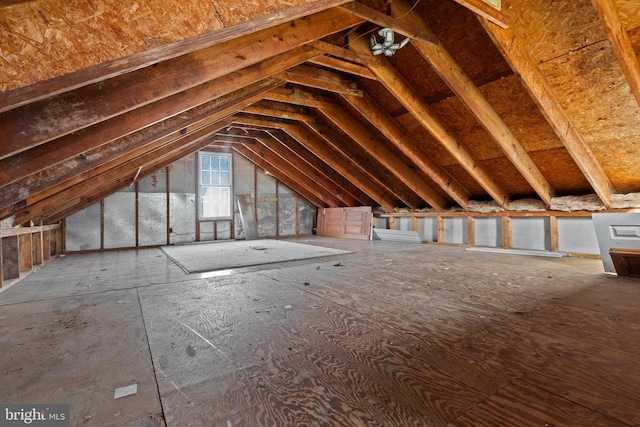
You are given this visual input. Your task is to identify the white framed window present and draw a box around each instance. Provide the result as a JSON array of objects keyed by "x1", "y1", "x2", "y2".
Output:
[{"x1": 199, "y1": 152, "x2": 232, "y2": 219}]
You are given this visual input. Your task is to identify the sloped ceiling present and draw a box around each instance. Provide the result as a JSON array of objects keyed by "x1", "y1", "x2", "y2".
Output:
[{"x1": 1, "y1": 0, "x2": 639, "y2": 226}]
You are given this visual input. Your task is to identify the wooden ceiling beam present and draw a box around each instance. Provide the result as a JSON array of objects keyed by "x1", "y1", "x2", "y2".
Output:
[
  {"x1": 591, "y1": 0, "x2": 640, "y2": 109},
  {"x1": 386, "y1": 0, "x2": 554, "y2": 206},
  {"x1": 233, "y1": 114, "x2": 397, "y2": 210},
  {"x1": 317, "y1": 104, "x2": 448, "y2": 210},
  {"x1": 231, "y1": 145, "x2": 326, "y2": 208},
  {"x1": 311, "y1": 40, "x2": 375, "y2": 66},
  {"x1": 251, "y1": 133, "x2": 362, "y2": 206},
  {"x1": 448, "y1": 0, "x2": 510, "y2": 29},
  {"x1": 0, "y1": 77, "x2": 280, "y2": 205},
  {"x1": 242, "y1": 100, "x2": 317, "y2": 122},
  {"x1": 277, "y1": 64, "x2": 363, "y2": 96},
  {"x1": 43, "y1": 136, "x2": 220, "y2": 224},
  {"x1": 308, "y1": 55, "x2": 377, "y2": 79},
  {"x1": 339, "y1": 2, "x2": 438, "y2": 45},
  {"x1": 481, "y1": 19, "x2": 615, "y2": 209},
  {"x1": 232, "y1": 143, "x2": 330, "y2": 208},
  {"x1": 258, "y1": 91, "x2": 426, "y2": 208},
  {"x1": 242, "y1": 138, "x2": 343, "y2": 207},
  {"x1": 0, "y1": 42, "x2": 313, "y2": 187},
  {"x1": 0, "y1": 116, "x2": 235, "y2": 222},
  {"x1": 263, "y1": 87, "x2": 337, "y2": 110},
  {"x1": 0, "y1": 8, "x2": 364, "y2": 160},
  {"x1": 347, "y1": 35, "x2": 509, "y2": 208},
  {"x1": 15, "y1": 122, "x2": 227, "y2": 225},
  {"x1": 223, "y1": 124, "x2": 374, "y2": 206},
  {"x1": 266, "y1": 129, "x2": 377, "y2": 206},
  {"x1": 302, "y1": 119, "x2": 422, "y2": 209},
  {"x1": 341, "y1": 91, "x2": 471, "y2": 210},
  {"x1": 0, "y1": 0, "x2": 354, "y2": 112}
]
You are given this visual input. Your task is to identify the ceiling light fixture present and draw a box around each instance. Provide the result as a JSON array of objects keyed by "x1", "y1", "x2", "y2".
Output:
[{"x1": 370, "y1": 27, "x2": 409, "y2": 56}]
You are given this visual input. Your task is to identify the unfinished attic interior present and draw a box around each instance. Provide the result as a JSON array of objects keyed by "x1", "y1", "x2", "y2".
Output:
[{"x1": 2, "y1": 0, "x2": 640, "y2": 424}]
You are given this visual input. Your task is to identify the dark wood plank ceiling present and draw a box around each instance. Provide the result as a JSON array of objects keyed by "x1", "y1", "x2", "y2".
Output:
[{"x1": 1, "y1": 0, "x2": 639, "y2": 227}]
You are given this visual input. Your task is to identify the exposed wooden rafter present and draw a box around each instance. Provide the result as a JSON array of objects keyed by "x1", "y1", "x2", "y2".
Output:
[
  {"x1": 591, "y1": 0, "x2": 640, "y2": 109},
  {"x1": 449, "y1": 0, "x2": 510, "y2": 29},
  {"x1": 317, "y1": 104, "x2": 448, "y2": 210},
  {"x1": 481, "y1": 19, "x2": 615, "y2": 209},
  {"x1": 0, "y1": 80, "x2": 281, "y2": 212},
  {"x1": 346, "y1": 36, "x2": 510, "y2": 208},
  {"x1": 0, "y1": 7, "x2": 364, "y2": 161},
  {"x1": 341, "y1": 92, "x2": 471, "y2": 210},
  {"x1": 277, "y1": 64, "x2": 364, "y2": 96},
  {"x1": 231, "y1": 144, "x2": 326, "y2": 208},
  {"x1": 384, "y1": 0, "x2": 555, "y2": 206},
  {"x1": 233, "y1": 114, "x2": 398, "y2": 210},
  {"x1": 0, "y1": 0, "x2": 355, "y2": 112}
]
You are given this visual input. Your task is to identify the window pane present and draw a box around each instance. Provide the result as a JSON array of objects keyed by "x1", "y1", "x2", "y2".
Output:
[
  {"x1": 201, "y1": 171, "x2": 210, "y2": 185},
  {"x1": 219, "y1": 155, "x2": 229, "y2": 171},
  {"x1": 201, "y1": 155, "x2": 210, "y2": 171},
  {"x1": 220, "y1": 171, "x2": 230, "y2": 186},
  {"x1": 212, "y1": 155, "x2": 220, "y2": 171},
  {"x1": 211, "y1": 172, "x2": 220, "y2": 186}
]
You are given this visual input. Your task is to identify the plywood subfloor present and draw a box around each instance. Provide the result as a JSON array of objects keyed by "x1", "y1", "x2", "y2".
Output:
[{"x1": 1, "y1": 237, "x2": 640, "y2": 426}]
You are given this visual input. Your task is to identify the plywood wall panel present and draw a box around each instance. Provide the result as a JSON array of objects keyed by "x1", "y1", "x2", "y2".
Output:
[
  {"x1": 505, "y1": 0, "x2": 606, "y2": 65},
  {"x1": 589, "y1": 138, "x2": 640, "y2": 193},
  {"x1": 616, "y1": 0, "x2": 640, "y2": 31},
  {"x1": 539, "y1": 41, "x2": 640, "y2": 141}
]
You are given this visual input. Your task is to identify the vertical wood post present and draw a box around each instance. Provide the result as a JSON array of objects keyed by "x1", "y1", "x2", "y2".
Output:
[
  {"x1": 437, "y1": 216, "x2": 445, "y2": 243},
  {"x1": 549, "y1": 216, "x2": 559, "y2": 252},
  {"x1": 502, "y1": 216, "x2": 513, "y2": 249},
  {"x1": 467, "y1": 216, "x2": 475, "y2": 246}
]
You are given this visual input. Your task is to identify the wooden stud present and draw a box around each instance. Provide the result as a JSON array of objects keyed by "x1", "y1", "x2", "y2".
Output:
[
  {"x1": 18, "y1": 233, "x2": 32, "y2": 273},
  {"x1": 0, "y1": 241, "x2": 2, "y2": 288},
  {"x1": 388, "y1": 0, "x2": 554, "y2": 206},
  {"x1": 412, "y1": 216, "x2": 419, "y2": 233},
  {"x1": 100, "y1": 199, "x2": 105, "y2": 250},
  {"x1": 481, "y1": 18, "x2": 615, "y2": 209},
  {"x1": 166, "y1": 167, "x2": 171, "y2": 245},
  {"x1": 348, "y1": 34, "x2": 510, "y2": 209},
  {"x1": 232, "y1": 115, "x2": 376, "y2": 206},
  {"x1": 263, "y1": 87, "x2": 337, "y2": 110},
  {"x1": 2, "y1": 236, "x2": 20, "y2": 281},
  {"x1": 502, "y1": 216, "x2": 512, "y2": 249},
  {"x1": 32, "y1": 232, "x2": 42, "y2": 265},
  {"x1": 135, "y1": 182, "x2": 140, "y2": 248},
  {"x1": 389, "y1": 217, "x2": 398, "y2": 231},
  {"x1": 467, "y1": 216, "x2": 476, "y2": 246},
  {"x1": 549, "y1": 216, "x2": 559, "y2": 252},
  {"x1": 341, "y1": 91, "x2": 470, "y2": 210},
  {"x1": 591, "y1": 0, "x2": 640, "y2": 109},
  {"x1": 42, "y1": 231, "x2": 51, "y2": 261},
  {"x1": 275, "y1": 182, "x2": 280, "y2": 237},
  {"x1": 437, "y1": 217, "x2": 445, "y2": 243}
]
